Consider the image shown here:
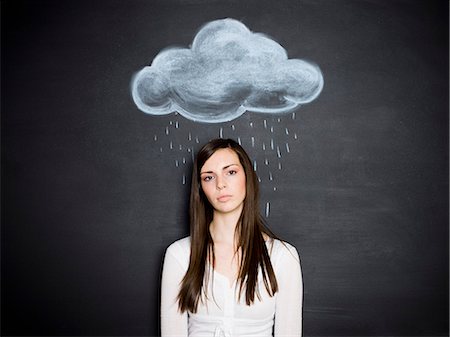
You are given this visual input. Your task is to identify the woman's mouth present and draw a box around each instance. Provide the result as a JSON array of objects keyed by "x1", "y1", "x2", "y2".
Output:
[{"x1": 217, "y1": 195, "x2": 232, "y2": 202}]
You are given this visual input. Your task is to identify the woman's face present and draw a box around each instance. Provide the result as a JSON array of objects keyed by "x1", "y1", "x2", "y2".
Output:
[{"x1": 200, "y1": 148, "x2": 247, "y2": 216}]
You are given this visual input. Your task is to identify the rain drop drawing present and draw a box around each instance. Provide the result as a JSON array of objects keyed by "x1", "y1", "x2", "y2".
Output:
[{"x1": 131, "y1": 18, "x2": 323, "y2": 216}]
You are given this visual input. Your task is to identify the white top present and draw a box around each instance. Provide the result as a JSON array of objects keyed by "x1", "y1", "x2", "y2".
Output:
[{"x1": 161, "y1": 237, "x2": 303, "y2": 337}]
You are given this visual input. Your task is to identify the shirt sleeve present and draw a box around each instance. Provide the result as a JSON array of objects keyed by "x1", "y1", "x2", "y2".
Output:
[
  {"x1": 161, "y1": 243, "x2": 189, "y2": 337},
  {"x1": 274, "y1": 243, "x2": 303, "y2": 337}
]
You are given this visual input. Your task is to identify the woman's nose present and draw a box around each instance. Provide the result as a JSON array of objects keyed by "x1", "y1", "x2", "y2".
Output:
[{"x1": 216, "y1": 177, "x2": 226, "y2": 190}]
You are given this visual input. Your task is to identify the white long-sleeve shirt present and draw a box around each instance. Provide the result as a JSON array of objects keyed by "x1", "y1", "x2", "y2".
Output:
[{"x1": 161, "y1": 237, "x2": 303, "y2": 337}]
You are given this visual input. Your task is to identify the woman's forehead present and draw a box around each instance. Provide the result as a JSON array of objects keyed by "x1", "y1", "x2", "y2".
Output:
[{"x1": 200, "y1": 148, "x2": 241, "y2": 172}]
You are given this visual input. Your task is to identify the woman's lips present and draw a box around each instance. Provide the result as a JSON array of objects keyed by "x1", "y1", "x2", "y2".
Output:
[{"x1": 217, "y1": 195, "x2": 232, "y2": 202}]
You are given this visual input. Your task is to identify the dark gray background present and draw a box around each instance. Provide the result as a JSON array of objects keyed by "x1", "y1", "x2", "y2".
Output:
[{"x1": 2, "y1": 0, "x2": 448, "y2": 336}]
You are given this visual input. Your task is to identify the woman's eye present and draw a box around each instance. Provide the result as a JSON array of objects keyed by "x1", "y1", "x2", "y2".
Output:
[
  {"x1": 203, "y1": 176, "x2": 214, "y2": 182},
  {"x1": 228, "y1": 170, "x2": 237, "y2": 175}
]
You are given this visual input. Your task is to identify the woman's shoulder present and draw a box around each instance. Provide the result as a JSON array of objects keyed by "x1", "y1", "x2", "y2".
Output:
[
  {"x1": 267, "y1": 237, "x2": 297, "y2": 252},
  {"x1": 166, "y1": 236, "x2": 191, "y2": 254},
  {"x1": 267, "y1": 238, "x2": 300, "y2": 266},
  {"x1": 164, "y1": 236, "x2": 191, "y2": 268}
]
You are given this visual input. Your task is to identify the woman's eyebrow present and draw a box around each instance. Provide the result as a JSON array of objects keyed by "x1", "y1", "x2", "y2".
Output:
[
  {"x1": 200, "y1": 170, "x2": 213, "y2": 175},
  {"x1": 200, "y1": 163, "x2": 239, "y2": 175},
  {"x1": 223, "y1": 163, "x2": 239, "y2": 170}
]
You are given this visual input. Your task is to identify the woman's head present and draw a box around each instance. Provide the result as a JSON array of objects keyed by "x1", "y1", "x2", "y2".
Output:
[{"x1": 190, "y1": 138, "x2": 259, "y2": 227}]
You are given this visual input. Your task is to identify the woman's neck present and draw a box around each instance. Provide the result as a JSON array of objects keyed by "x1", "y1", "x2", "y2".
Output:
[{"x1": 209, "y1": 208, "x2": 242, "y2": 245}]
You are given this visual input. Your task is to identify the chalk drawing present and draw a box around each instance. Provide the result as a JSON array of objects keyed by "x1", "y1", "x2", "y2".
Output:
[{"x1": 131, "y1": 18, "x2": 323, "y2": 123}]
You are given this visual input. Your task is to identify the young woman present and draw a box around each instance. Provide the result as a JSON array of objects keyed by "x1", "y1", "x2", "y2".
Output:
[{"x1": 161, "y1": 138, "x2": 303, "y2": 337}]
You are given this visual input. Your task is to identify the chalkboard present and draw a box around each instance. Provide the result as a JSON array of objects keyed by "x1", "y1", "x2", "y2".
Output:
[{"x1": 2, "y1": 0, "x2": 448, "y2": 336}]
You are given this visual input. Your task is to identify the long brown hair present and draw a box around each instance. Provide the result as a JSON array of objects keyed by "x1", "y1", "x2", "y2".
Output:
[{"x1": 177, "y1": 138, "x2": 279, "y2": 313}]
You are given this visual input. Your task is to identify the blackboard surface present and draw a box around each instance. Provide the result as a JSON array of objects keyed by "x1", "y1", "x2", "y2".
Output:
[{"x1": 2, "y1": 0, "x2": 448, "y2": 336}]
